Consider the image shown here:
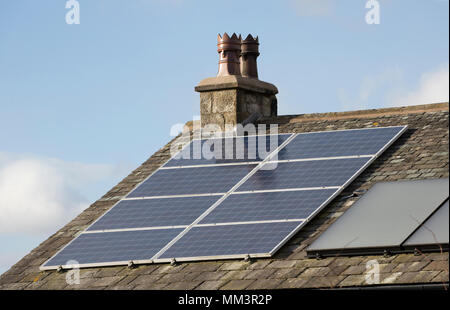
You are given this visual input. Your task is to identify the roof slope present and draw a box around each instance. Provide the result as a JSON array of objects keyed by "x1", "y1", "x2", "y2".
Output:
[{"x1": 0, "y1": 102, "x2": 448, "y2": 290}]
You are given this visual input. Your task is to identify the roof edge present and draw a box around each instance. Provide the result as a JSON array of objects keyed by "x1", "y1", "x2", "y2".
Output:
[{"x1": 261, "y1": 102, "x2": 449, "y2": 124}]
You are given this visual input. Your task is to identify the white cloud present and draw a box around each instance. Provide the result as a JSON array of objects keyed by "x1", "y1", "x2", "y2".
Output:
[
  {"x1": 338, "y1": 64, "x2": 449, "y2": 111},
  {"x1": 0, "y1": 153, "x2": 128, "y2": 235},
  {"x1": 389, "y1": 64, "x2": 449, "y2": 107},
  {"x1": 291, "y1": 0, "x2": 335, "y2": 17}
]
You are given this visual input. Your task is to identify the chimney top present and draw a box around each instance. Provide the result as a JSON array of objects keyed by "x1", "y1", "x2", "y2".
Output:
[
  {"x1": 217, "y1": 33, "x2": 242, "y2": 77},
  {"x1": 241, "y1": 34, "x2": 259, "y2": 52},
  {"x1": 217, "y1": 33, "x2": 241, "y2": 50},
  {"x1": 240, "y1": 34, "x2": 260, "y2": 79}
]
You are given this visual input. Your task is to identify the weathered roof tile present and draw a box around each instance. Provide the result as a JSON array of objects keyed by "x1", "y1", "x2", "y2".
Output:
[
  {"x1": 245, "y1": 260, "x2": 272, "y2": 270},
  {"x1": 305, "y1": 275, "x2": 346, "y2": 289},
  {"x1": 194, "y1": 271, "x2": 228, "y2": 282},
  {"x1": 266, "y1": 260, "x2": 298, "y2": 269},
  {"x1": 220, "y1": 279, "x2": 255, "y2": 290},
  {"x1": 269, "y1": 268, "x2": 305, "y2": 279},
  {"x1": 247, "y1": 278, "x2": 284, "y2": 289},
  {"x1": 396, "y1": 271, "x2": 441, "y2": 283},
  {"x1": 243, "y1": 268, "x2": 276, "y2": 280},
  {"x1": 392, "y1": 261, "x2": 431, "y2": 273},
  {"x1": 423, "y1": 260, "x2": 449, "y2": 271},
  {"x1": 218, "y1": 261, "x2": 250, "y2": 271},
  {"x1": 90, "y1": 276, "x2": 124, "y2": 288},
  {"x1": 164, "y1": 281, "x2": 203, "y2": 290},
  {"x1": 341, "y1": 265, "x2": 367, "y2": 276},
  {"x1": 431, "y1": 271, "x2": 449, "y2": 283},
  {"x1": 182, "y1": 262, "x2": 223, "y2": 273},
  {"x1": 278, "y1": 277, "x2": 310, "y2": 289},
  {"x1": 339, "y1": 275, "x2": 366, "y2": 287},
  {"x1": 221, "y1": 270, "x2": 253, "y2": 281},
  {"x1": 134, "y1": 282, "x2": 169, "y2": 290},
  {"x1": 195, "y1": 280, "x2": 226, "y2": 290},
  {"x1": 381, "y1": 272, "x2": 403, "y2": 284},
  {"x1": 298, "y1": 267, "x2": 331, "y2": 278}
]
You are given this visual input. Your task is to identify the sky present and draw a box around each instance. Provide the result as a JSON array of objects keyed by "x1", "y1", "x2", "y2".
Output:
[{"x1": 0, "y1": 0, "x2": 448, "y2": 275}]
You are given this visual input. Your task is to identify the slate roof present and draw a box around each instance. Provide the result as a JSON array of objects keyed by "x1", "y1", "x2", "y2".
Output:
[{"x1": 0, "y1": 102, "x2": 448, "y2": 290}]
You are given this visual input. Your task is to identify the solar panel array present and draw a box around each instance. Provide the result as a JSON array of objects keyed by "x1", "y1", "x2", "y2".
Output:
[{"x1": 42, "y1": 127, "x2": 407, "y2": 269}]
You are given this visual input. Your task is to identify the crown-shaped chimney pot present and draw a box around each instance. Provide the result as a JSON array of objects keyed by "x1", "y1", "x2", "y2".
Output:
[
  {"x1": 217, "y1": 32, "x2": 241, "y2": 76},
  {"x1": 240, "y1": 34, "x2": 259, "y2": 79}
]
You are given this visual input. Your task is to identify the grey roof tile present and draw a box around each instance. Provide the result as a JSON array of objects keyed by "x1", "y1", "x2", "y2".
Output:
[
  {"x1": 220, "y1": 279, "x2": 255, "y2": 290},
  {"x1": 195, "y1": 280, "x2": 226, "y2": 290}
]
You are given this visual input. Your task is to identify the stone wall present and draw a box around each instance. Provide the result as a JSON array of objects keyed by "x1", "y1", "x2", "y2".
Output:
[
  {"x1": 236, "y1": 88, "x2": 277, "y2": 122},
  {"x1": 200, "y1": 88, "x2": 277, "y2": 129},
  {"x1": 200, "y1": 89, "x2": 237, "y2": 129}
]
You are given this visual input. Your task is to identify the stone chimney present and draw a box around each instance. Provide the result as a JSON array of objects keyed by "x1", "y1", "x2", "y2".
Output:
[{"x1": 195, "y1": 33, "x2": 278, "y2": 130}]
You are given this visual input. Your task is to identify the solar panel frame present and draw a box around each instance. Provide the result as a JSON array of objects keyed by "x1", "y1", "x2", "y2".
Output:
[
  {"x1": 156, "y1": 221, "x2": 304, "y2": 262},
  {"x1": 163, "y1": 134, "x2": 292, "y2": 167},
  {"x1": 40, "y1": 126, "x2": 408, "y2": 270},
  {"x1": 199, "y1": 189, "x2": 340, "y2": 224},
  {"x1": 271, "y1": 126, "x2": 406, "y2": 161},
  {"x1": 126, "y1": 164, "x2": 259, "y2": 198},
  {"x1": 87, "y1": 195, "x2": 224, "y2": 231},
  {"x1": 235, "y1": 157, "x2": 373, "y2": 191},
  {"x1": 41, "y1": 228, "x2": 185, "y2": 269}
]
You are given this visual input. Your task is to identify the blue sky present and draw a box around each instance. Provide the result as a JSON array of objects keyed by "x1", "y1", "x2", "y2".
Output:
[{"x1": 0, "y1": 0, "x2": 448, "y2": 274}]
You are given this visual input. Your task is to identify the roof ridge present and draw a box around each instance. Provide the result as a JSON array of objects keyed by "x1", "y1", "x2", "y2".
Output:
[
  {"x1": 259, "y1": 102, "x2": 449, "y2": 124},
  {"x1": 185, "y1": 103, "x2": 449, "y2": 129}
]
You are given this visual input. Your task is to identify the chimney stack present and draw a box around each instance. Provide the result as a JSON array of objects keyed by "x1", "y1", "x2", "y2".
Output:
[{"x1": 195, "y1": 33, "x2": 278, "y2": 130}]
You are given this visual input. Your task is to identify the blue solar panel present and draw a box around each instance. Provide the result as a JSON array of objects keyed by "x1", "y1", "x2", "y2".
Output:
[
  {"x1": 43, "y1": 229, "x2": 183, "y2": 267},
  {"x1": 88, "y1": 196, "x2": 222, "y2": 231},
  {"x1": 159, "y1": 221, "x2": 302, "y2": 259},
  {"x1": 273, "y1": 127, "x2": 405, "y2": 161},
  {"x1": 200, "y1": 189, "x2": 338, "y2": 224},
  {"x1": 42, "y1": 126, "x2": 406, "y2": 269},
  {"x1": 127, "y1": 164, "x2": 257, "y2": 197},
  {"x1": 165, "y1": 134, "x2": 291, "y2": 167},
  {"x1": 237, "y1": 158, "x2": 371, "y2": 192}
]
